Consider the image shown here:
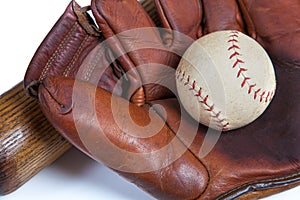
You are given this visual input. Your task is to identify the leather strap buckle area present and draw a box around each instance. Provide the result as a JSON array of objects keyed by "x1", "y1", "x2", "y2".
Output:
[{"x1": 72, "y1": 0, "x2": 101, "y2": 37}]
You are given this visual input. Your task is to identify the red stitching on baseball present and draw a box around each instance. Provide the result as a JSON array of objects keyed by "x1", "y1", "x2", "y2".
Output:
[
  {"x1": 212, "y1": 111, "x2": 221, "y2": 119},
  {"x1": 195, "y1": 88, "x2": 202, "y2": 97},
  {"x1": 217, "y1": 122, "x2": 230, "y2": 130},
  {"x1": 241, "y1": 77, "x2": 250, "y2": 87},
  {"x1": 237, "y1": 68, "x2": 247, "y2": 77},
  {"x1": 233, "y1": 59, "x2": 244, "y2": 68},
  {"x1": 184, "y1": 75, "x2": 190, "y2": 85},
  {"x1": 205, "y1": 104, "x2": 215, "y2": 112},
  {"x1": 228, "y1": 44, "x2": 240, "y2": 51},
  {"x1": 265, "y1": 91, "x2": 270, "y2": 102},
  {"x1": 229, "y1": 51, "x2": 240, "y2": 59},
  {"x1": 228, "y1": 39, "x2": 238, "y2": 43},
  {"x1": 248, "y1": 84, "x2": 256, "y2": 94},
  {"x1": 175, "y1": 30, "x2": 274, "y2": 131},
  {"x1": 181, "y1": 71, "x2": 185, "y2": 81},
  {"x1": 254, "y1": 88, "x2": 261, "y2": 100},
  {"x1": 176, "y1": 71, "x2": 229, "y2": 131},
  {"x1": 190, "y1": 80, "x2": 196, "y2": 90},
  {"x1": 228, "y1": 31, "x2": 274, "y2": 103},
  {"x1": 260, "y1": 91, "x2": 266, "y2": 102},
  {"x1": 200, "y1": 95, "x2": 209, "y2": 104}
]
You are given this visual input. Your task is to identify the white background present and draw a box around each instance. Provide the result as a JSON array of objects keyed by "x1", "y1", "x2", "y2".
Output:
[{"x1": 0, "y1": 0, "x2": 299, "y2": 199}]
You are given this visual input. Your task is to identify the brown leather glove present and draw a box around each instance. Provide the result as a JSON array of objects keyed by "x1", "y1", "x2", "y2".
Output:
[
  {"x1": 30, "y1": 0, "x2": 300, "y2": 199},
  {"x1": 24, "y1": 1, "x2": 125, "y2": 98}
]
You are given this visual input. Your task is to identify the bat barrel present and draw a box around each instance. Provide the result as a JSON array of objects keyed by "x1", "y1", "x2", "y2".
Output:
[{"x1": 0, "y1": 82, "x2": 71, "y2": 195}]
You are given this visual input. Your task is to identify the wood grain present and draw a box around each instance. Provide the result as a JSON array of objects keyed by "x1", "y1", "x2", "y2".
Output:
[{"x1": 0, "y1": 82, "x2": 72, "y2": 195}]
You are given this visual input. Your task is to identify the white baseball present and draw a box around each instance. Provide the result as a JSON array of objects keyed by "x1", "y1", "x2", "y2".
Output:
[{"x1": 176, "y1": 30, "x2": 276, "y2": 131}]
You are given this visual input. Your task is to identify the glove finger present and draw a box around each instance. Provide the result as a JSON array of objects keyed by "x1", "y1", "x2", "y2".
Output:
[
  {"x1": 154, "y1": 0, "x2": 204, "y2": 40},
  {"x1": 38, "y1": 76, "x2": 209, "y2": 200},
  {"x1": 91, "y1": 0, "x2": 181, "y2": 105},
  {"x1": 24, "y1": 2, "x2": 122, "y2": 97},
  {"x1": 237, "y1": 0, "x2": 300, "y2": 67},
  {"x1": 202, "y1": 0, "x2": 245, "y2": 34},
  {"x1": 154, "y1": 0, "x2": 245, "y2": 40},
  {"x1": 152, "y1": 96, "x2": 300, "y2": 199}
]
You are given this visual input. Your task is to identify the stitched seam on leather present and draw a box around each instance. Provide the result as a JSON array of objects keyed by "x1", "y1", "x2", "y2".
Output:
[
  {"x1": 176, "y1": 70, "x2": 230, "y2": 131},
  {"x1": 176, "y1": 30, "x2": 276, "y2": 131},
  {"x1": 227, "y1": 30, "x2": 275, "y2": 103},
  {"x1": 39, "y1": 22, "x2": 79, "y2": 81},
  {"x1": 84, "y1": 53, "x2": 98, "y2": 81},
  {"x1": 83, "y1": 45, "x2": 105, "y2": 81},
  {"x1": 63, "y1": 34, "x2": 91, "y2": 77},
  {"x1": 216, "y1": 170, "x2": 300, "y2": 199}
]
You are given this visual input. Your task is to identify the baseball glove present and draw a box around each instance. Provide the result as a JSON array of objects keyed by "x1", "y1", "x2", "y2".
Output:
[{"x1": 25, "y1": 0, "x2": 300, "y2": 199}]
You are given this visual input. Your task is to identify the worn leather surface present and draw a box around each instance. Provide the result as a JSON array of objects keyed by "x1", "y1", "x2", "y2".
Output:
[
  {"x1": 27, "y1": 0, "x2": 300, "y2": 199},
  {"x1": 91, "y1": 0, "x2": 183, "y2": 105},
  {"x1": 38, "y1": 76, "x2": 209, "y2": 200},
  {"x1": 24, "y1": 1, "x2": 122, "y2": 97}
]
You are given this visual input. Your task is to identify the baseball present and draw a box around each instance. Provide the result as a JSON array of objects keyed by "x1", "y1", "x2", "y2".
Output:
[{"x1": 176, "y1": 30, "x2": 276, "y2": 131}]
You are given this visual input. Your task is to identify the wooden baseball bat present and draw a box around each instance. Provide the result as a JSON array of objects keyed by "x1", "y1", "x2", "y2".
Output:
[
  {"x1": 0, "y1": 82, "x2": 72, "y2": 195},
  {"x1": 0, "y1": 0, "x2": 158, "y2": 195}
]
